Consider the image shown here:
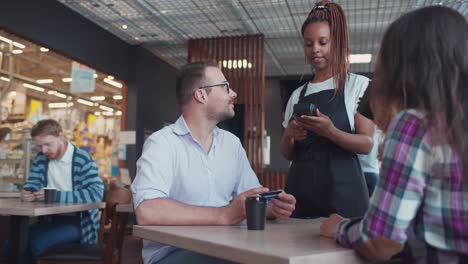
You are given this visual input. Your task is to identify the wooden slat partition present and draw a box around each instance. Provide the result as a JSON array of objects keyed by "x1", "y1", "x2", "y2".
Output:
[
  {"x1": 188, "y1": 35, "x2": 265, "y2": 174},
  {"x1": 257, "y1": 171, "x2": 288, "y2": 191}
]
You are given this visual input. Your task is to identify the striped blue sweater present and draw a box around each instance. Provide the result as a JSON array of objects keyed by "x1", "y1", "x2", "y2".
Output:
[{"x1": 24, "y1": 143, "x2": 104, "y2": 245}]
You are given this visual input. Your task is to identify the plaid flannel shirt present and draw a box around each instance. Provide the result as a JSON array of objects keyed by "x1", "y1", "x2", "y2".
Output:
[{"x1": 336, "y1": 109, "x2": 468, "y2": 263}]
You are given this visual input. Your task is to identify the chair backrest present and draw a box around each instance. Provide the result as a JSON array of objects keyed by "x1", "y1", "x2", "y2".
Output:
[{"x1": 98, "y1": 182, "x2": 132, "y2": 264}]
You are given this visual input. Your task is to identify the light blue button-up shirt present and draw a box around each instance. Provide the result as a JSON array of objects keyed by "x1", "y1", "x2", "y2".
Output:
[{"x1": 131, "y1": 115, "x2": 261, "y2": 263}]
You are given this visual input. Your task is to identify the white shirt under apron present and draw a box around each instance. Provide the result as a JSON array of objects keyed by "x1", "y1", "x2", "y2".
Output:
[{"x1": 282, "y1": 73, "x2": 370, "y2": 131}]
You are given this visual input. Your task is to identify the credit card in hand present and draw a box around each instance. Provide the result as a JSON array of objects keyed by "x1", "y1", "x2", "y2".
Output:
[{"x1": 259, "y1": 190, "x2": 281, "y2": 201}]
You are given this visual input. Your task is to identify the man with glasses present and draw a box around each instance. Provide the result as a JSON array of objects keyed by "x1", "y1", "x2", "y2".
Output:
[{"x1": 131, "y1": 61, "x2": 296, "y2": 264}]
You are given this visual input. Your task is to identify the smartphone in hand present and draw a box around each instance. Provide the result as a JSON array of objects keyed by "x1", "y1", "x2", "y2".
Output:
[
  {"x1": 293, "y1": 102, "x2": 317, "y2": 117},
  {"x1": 259, "y1": 190, "x2": 282, "y2": 201}
]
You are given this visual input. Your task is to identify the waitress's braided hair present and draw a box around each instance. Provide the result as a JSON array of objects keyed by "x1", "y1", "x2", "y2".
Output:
[{"x1": 301, "y1": 0, "x2": 349, "y2": 94}]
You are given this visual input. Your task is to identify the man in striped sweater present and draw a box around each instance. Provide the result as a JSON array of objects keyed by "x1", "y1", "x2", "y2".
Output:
[{"x1": 22, "y1": 119, "x2": 104, "y2": 260}]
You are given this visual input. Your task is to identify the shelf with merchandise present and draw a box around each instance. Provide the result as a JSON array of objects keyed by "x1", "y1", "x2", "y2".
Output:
[{"x1": 0, "y1": 128, "x2": 31, "y2": 188}]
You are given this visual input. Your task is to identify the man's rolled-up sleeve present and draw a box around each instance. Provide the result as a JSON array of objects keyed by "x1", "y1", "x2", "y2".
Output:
[{"x1": 131, "y1": 134, "x2": 174, "y2": 209}]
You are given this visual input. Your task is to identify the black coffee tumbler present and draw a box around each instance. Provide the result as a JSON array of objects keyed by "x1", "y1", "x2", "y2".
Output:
[
  {"x1": 44, "y1": 188, "x2": 57, "y2": 204},
  {"x1": 245, "y1": 196, "x2": 267, "y2": 230}
]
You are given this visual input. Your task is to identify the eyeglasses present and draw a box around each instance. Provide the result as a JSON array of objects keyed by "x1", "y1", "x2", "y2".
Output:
[{"x1": 199, "y1": 81, "x2": 230, "y2": 94}]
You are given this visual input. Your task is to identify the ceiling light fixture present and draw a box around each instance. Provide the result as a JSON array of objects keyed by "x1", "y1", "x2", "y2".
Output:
[
  {"x1": 0, "y1": 77, "x2": 10, "y2": 82},
  {"x1": 40, "y1": 47, "x2": 49, "y2": 52},
  {"x1": 0, "y1": 35, "x2": 26, "y2": 49},
  {"x1": 13, "y1": 42, "x2": 25, "y2": 49},
  {"x1": 103, "y1": 78, "x2": 123, "y2": 88},
  {"x1": 122, "y1": 25, "x2": 128, "y2": 29},
  {"x1": 349, "y1": 54, "x2": 372, "y2": 64},
  {"x1": 90, "y1": 96, "x2": 105, "y2": 101},
  {"x1": 102, "y1": 112, "x2": 114, "y2": 116},
  {"x1": 47, "y1": 90, "x2": 67, "y2": 99},
  {"x1": 220, "y1": 59, "x2": 252, "y2": 69},
  {"x1": 113, "y1": 95, "x2": 123, "y2": 100},
  {"x1": 62, "y1": 77, "x2": 72, "y2": 82},
  {"x1": 49, "y1": 102, "x2": 74, "y2": 108},
  {"x1": 55, "y1": 92, "x2": 67, "y2": 99},
  {"x1": 23, "y1": 83, "x2": 45, "y2": 92},
  {"x1": 99, "y1": 105, "x2": 114, "y2": 112},
  {"x1": 77, "y1": 98, "x2": 94, "y2": 106},
  {"x1": 12, "y1": 50, "x2": 23, "y2": 54},
  {"x1": 36, "y1": 79, "x2": 54, "y2": 84}
]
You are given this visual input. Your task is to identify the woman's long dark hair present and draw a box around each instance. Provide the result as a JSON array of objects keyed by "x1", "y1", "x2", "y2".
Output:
[
  {"x1": 301, "y1": 0, "x2": 349, "y2": 94},
  {"x1": 371, "y1": 6, "x2": 468, "y2": 179}
]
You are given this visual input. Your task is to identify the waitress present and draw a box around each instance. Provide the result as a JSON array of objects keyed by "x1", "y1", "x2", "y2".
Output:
[{"x1": 280, "y1": 0, "x2": 374, "y2": 218}]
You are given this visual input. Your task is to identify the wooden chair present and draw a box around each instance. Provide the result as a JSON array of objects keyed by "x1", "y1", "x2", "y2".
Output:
[{"x1": 37, "y1": 184, "x2": 132, "y2": 264}]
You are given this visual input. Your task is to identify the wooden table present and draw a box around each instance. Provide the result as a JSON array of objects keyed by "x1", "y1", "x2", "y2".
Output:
[
  {"x1": 133, "y1": 218, "x2": 366, "y2": 264},
  {"x1": 0, "y1": 199, "x2": 105, "y2": 264},
  {"x1": 0, "y1": 192, "x2": 20, "y2": 199}
]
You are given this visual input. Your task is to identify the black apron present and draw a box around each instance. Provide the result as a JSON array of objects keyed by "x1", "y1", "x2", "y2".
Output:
[{"x1": 285, "y1": 84, "x2": 369, "y2": 218}]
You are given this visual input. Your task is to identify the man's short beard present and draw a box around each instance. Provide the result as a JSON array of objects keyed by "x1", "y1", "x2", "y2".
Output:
[{"x1": 217, "y1": 110, "x2": 235, "y2": 123}]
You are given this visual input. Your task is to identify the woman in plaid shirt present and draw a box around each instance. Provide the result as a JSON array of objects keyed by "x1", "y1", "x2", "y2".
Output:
[{"x1": 320, "y1": 5, "x2": 468, "y2": 263}]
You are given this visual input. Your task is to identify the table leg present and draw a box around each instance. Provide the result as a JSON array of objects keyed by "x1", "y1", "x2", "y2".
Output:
[{"x1": 8, "y1": 215, "x2": 29, "y2": 264}]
